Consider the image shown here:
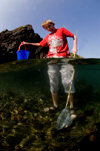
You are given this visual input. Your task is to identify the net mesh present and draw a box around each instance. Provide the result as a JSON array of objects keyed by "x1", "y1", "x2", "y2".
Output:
[{"x1": 56, "y1": 108, "x2": 72, "y2": 130}]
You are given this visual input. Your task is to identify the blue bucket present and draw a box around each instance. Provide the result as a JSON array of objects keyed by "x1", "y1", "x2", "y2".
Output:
[
  {"x1": 16, "y1": 50, "x2": 30, "y2": 60},
  {"x1": 17, "y1": 44, "x2": 30, "y2": 60}
]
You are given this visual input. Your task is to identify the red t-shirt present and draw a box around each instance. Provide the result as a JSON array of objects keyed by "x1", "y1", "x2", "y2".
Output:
[{"x1": 40, "y1": 27, "x2": 74, "y2": 58}]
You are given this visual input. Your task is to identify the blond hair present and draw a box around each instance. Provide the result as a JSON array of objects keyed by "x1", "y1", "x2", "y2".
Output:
[{"x1": 41, "y1": 19, "x2": 55, "y2": 28}]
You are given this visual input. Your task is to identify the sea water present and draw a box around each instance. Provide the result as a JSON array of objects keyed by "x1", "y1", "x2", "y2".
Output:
[{"x1": 0, "y1": 58, "x2": 100, "y2": 151}]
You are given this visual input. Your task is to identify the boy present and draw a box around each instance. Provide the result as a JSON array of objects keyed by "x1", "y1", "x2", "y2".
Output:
[{"x1": 21, "y1": 19, "x2": 77, "y2": 118}]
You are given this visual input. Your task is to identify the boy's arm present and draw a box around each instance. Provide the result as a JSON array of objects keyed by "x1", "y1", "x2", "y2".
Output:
[
  {"x1": 21, "y1": 41, "x2": 41, "y2": 47},
  {"x1": 21, "y1": 35, "x2": 48, "y2": 47},
  {"x1": 72, "y1": 35, "x2": 77, "y2": 58}
]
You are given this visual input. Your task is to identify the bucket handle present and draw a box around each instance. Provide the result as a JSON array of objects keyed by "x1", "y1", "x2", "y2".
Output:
[{"x1": 18, "y1": 44, "x2": 27, "y2": 51}]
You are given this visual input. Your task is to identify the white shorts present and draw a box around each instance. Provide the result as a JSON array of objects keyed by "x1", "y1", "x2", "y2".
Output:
[{"x1": 47, "y1": 60, "x2": 75, "y2": 93}]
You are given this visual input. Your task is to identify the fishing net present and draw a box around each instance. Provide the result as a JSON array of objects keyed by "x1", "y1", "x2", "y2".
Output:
[{"x1": 56, "y1": 108, "x2": 72, "y2": 130}]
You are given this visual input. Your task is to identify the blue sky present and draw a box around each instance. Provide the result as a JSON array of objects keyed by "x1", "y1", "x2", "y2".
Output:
[{"x1": 0, "y1": 0, "x2": 100, "y2": 58}]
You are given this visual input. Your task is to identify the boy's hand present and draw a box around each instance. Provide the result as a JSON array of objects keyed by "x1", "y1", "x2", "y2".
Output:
[
  {"x1": 73, "y1": 52, "x2": 76, "y2": 58},
  {"x1": 72, "y1": 47, "x2": 77, "y2": 58},
  {"x1": 21, "y1": 41, "x2": 26, "y2": 45}
]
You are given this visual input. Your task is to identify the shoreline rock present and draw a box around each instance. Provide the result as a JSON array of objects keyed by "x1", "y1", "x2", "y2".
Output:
[{"x1": 0, "y1": 25, "x2": 48, "y2": 63}]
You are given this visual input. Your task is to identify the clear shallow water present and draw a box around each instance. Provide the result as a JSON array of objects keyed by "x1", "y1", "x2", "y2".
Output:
[
  {"x1": 0, "y1": 59, "x2": 100, "y2": 151},
  {"x1": 74, "y1": 64, "x2": 100, "y2": 93},
  {"x1": 1, "y1": 59, "x2": 100, "y2": 95}
]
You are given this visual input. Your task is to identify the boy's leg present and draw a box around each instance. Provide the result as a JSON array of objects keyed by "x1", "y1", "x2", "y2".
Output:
[
  {"x1": 69, "y1": 93, "x2": 74, "y2": 109},
  {"x1": 69, "y1": 93, "x2": 77, "y2": 119},
  {"x1": 44, "y1": 92, "x2": 58, "y2": 112},
  {"x1": 60, "y1": 63, "x2": 76, "y2": 118},
  {"x1": 51, "y1": 92, "x2": 58, "y2": 108},
  {"x1": 44, "y1": 63, "x2": 59, "y2": 112}
]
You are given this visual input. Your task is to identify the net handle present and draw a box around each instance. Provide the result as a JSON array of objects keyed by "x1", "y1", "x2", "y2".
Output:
[
  {"x1": 66, "y1": 66, "x2": 75, "y2": 107},
  {"x1": 18, "y1": 44, "x2": 27, "y2": 51}
]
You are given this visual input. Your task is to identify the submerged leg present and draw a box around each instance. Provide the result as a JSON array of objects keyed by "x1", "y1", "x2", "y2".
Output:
[
  {"x1": 51, "y1": 92, "x2": 58, "y2": 108},
  {"x1": 69, "y1": 93, "x2": 77, "y2": 119},
  {"x1": 69, "y1": 93, "x2": 74, "y2": 109},
  {"x1": 44, "y1": 92, "x2": 58, "y2": 112}
]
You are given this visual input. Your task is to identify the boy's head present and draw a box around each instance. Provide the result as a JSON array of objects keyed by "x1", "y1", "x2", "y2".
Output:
[{"x1": 41, "y1": 19, "x2": 55, "y2": 31}]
